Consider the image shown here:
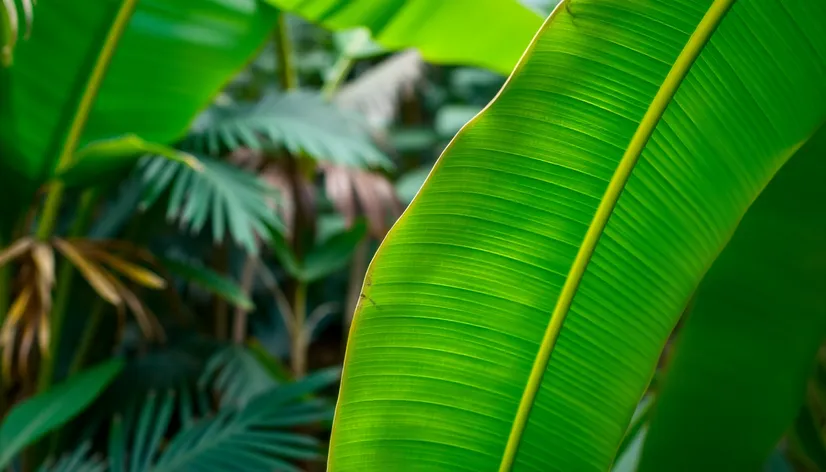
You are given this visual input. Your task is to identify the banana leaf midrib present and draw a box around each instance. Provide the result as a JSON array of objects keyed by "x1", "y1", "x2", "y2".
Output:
[
  {"x1": 330, "y1": 0, "x2": 737, "y2": 469},
  {"x1": 497, "y1": 0, "x2": 736, "y2": 468}
]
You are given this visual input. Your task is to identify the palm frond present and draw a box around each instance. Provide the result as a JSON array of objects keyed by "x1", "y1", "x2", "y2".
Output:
[
  {"x1": 199, "y1": 345, "x2": 277, "y2": 407},
  {"x1": 184, "y1": 91, "x2": 391, "y2": 170},
  {"x1": 110, "y1": 368, "x2": 339, "y2": 472},
  {"x1": 334, "y1": 50, "x2": 425, "y2": 129},
  {"x1": 38, "y1": 443, "x2": 106, "y2": 472},
  {"x1": 137, "y1": 155, "x2": 283, "y2": 254}
]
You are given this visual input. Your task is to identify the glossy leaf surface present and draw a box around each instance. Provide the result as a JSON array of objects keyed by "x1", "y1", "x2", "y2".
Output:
[
  {"x1": 264, "y1": 0, "x2": 541, "y2": 74},
  {"x1": 0, "y1": 0, "x2": 277, "y2": 211},
  {"x1": 330, "y1": 1, "x2": 826, "y2": 470}
]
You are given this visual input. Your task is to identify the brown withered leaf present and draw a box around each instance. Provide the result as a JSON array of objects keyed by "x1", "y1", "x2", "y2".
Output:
[
  {"x1": 31, "y1": 243, "x2": 54, "y2": 313},
  {"x1": 53, "y1": 238, "x2": 122, "y2": 305},
  {"x1": 334, "y1": 50, "x2": 425, "y2": 130},
  {"x1": 30, "y1": 243, "x2": 55, "y2": 357},
  {"x1": 83, "y1": 249, "x2": 166, "y2": 290},
  {"x1": 17, "y1": 322, "x2": 35, "y2": 377},
  {"x1": 259, "y1": 162, "x2": 316, "y2": 239},
  {"x1": 0, "y1": 286, "x2": 32, "y2": 381},
  {"x1": 323, "y1": 165, "x2": 357, "y2": 227},
  {"x1": 0, "y1": 286, "x2": 32, "y2": 349},
  {"x1": 101, "y1": 270, "x2": 164, "y2": 342},
  {"x1": 0, "y1": 237, "x2": 33, "y2": 268},
  {"x1": 57, "y1": 239, "x2": 165, "y2": 341},
  {"x1": 320, "y1": 165, "x2": 403, "y2": 238}
]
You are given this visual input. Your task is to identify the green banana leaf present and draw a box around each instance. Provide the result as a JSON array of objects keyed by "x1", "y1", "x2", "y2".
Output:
[
  {"x1": 329, "y1": 0, "x2": 826, "y2": 471},
  {"x1": 264, "y1": 0, "x2": 542, "y2": 74},
  {"x1": 0, "y1": 0, "x2": 277, "y2": 225},
  {"x1": 639, "y1": 126, "x2": 826, "y2": 471}
]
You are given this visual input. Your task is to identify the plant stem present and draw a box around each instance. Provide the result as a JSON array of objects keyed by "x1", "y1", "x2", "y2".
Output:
[
  {"x1": 274, "y1": 13, "x2": 297, "y2": 91},
  {"x1": 35, "y1": 0, "x2": 139, "y2": 241},
  {"x1": 232, "y1": 257, "x2": 256, "y2": 344},
  {"x1": 322, "y1": 30, "x2": 370, "y2": 99},
  {"x1": 35, "y1": 185, "x2": 66, "y2": 240},
  {"x1": 67, "y1": 298, "x2": 106, "y2": 375},
  {"x1": 289, "y1": 281, "x2": 307, "y2": 377},
  {"x1": 322, "y1": 55, "x2": 356, "y2": 100},
  {"x1": 35, "y1": 0, "x2": 139, "y2": 395},
  {"x1": 213, "y1": 242, "x2": 229, "y2": 340},
  {"x1": 274, "y1": 11, "x2": 312, "y2": 378}
]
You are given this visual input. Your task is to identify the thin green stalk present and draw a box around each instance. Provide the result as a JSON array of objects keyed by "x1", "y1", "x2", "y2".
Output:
[
  {"x1": 48, "y1": 297, "x2": 105, "y2": 458},
  {"x1": 68, "y1": 298, "x2": 106, "y2": 375},
  {"x1": 226, "y1": 13, "x2": 298, "y2": 347},
  {"x1": 289, "y1": 281, "x2": 307, "y2": 377},
  {"x1": 35, "y1": 184, "x2": 66, "y2": 240},
  {"x1": 35, "y1": 0, "x2": 139, "y2": 394},
  {"x1": 321, "y1": 30, "x2": 370, "y2": 99},
  {"x1": 322, "y1": 55, "x2": 356, "y2": 99},
  {"x1": 274, "y1": 13, "x2": 296, "y2": 91},
  {"x1": 273, "y1": 11, "x2": 311, "y2": 379},
  {"x1": 232, "y1": 257, "x2": 256, "y2": 344},
  {"x1": 213, "y1": 242, "x2": 229, "y2": 340}
]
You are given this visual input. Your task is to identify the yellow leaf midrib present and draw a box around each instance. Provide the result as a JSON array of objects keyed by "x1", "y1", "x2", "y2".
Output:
[{"x1": 498, "y1": 0, "x2": 737, "y2": 470}]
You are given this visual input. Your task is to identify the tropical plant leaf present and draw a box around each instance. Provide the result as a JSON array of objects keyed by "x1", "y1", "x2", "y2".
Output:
[
  {"x1": 108, "y1": 368, "x2": 339, "y2": 472},
  {"x1": 185, "y1": 91, "x2": 391, "y2": 170},
  {"x1": 53, "y1": 238, "x2": 122, "y2": 306},
  {"x1": 38, "y1": 442, "x2": 106, "y2": 472},
  {"x1": 138, "y1": 155, "x2": 282, "y2": 254},
  {"x1": 329, "y1": 1, "x2": 826, "y2": 471},
  {"x1": 638, "y1": 127, "x2": 826, "y2": 471},
  {"x1": 199, "y1": 345, "x2": 277, "y2": 407},
  {"x1": 0, "y1": 359, "x2": 123, "y2": 468},
  {"x1": 321, "y1": 166, "x2": 401, "y2": 237},
  {"x1": 57, "y1": 135, "x2": 202, "y2": 188},
  {"x1": 160, "y1": 256, "x2": 253, "y2": 312},
  {"x1": 0, "y1": 237, "x2": 33, "y2": 267},
  {"x1": 265, "y1": 0, "x2": 541, "y2": 74},
  {"x1": 0, "y1": 0, "x2": 277, "y2": 227}
]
